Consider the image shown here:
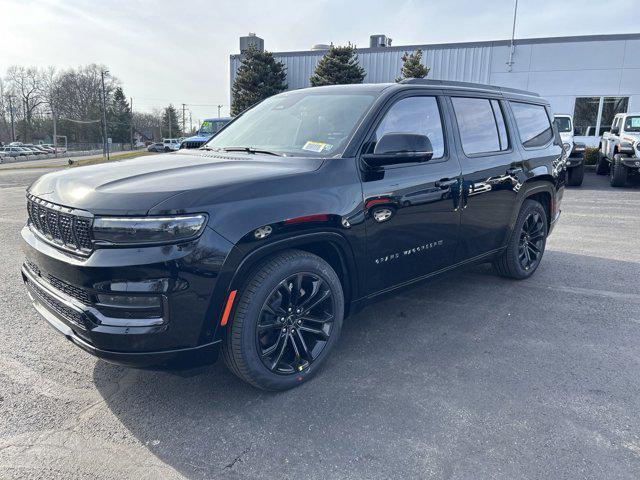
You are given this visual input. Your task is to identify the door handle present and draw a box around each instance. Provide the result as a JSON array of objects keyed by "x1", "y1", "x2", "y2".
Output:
[
  {"x1": 506, "y1": 167, "x2": 523, "y2": 175},
  {"x1": 435, "y1": 178, "x2": 458, "y2": 189}
]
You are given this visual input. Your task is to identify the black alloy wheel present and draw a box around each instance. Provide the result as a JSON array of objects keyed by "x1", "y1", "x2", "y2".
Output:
[
  {"x1": 222, "y1": 250, "x2": 344, "y2": 390},
  {"x1": 518, "y1": 211, "x2": 545, "y2": 271},
  {"x1": 257, "y1": 273, "x2": 334, "y2": 375},
  {"x1": 493, "y1": 199, "x2": 547, "y2": 280}
]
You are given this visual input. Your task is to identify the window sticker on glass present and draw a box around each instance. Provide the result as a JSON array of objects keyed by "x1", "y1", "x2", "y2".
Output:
[{"x1": 302, "y1": 141, "x2": 332, "y2": 153}]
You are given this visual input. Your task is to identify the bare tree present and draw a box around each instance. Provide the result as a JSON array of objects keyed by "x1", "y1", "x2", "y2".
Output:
[{"x1": 5, "y1": 66, "x2": 45, "y2": 141}]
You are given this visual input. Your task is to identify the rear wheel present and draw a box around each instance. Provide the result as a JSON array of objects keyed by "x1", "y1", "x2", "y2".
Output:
[
  {"x1": 222, "y1": 250, "x2": 344, "y2": 390},
  {"x1": 595, "y1": 151, "x2": 609, "y2": 175},
  {"x1": 566, "y1": 163, "x2": 584, "y2": 186},
  {"x1": 610, "y1": 154, "x2": 628, "y2": 187},
  {"x1": 493, "y1": 199, "x2": 548, "y2": 280}
]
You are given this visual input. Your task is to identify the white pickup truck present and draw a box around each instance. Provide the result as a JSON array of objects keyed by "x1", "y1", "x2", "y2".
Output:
[
  {"x1": 596, "y1": 112, "x2": 640, "y2": 187},
  {"x1": 554, "y1": 114, "x2": 584, "y2": 186}
]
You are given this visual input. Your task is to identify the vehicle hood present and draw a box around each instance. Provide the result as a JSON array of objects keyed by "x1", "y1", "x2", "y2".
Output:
[{"x1": 28, "y1": 150, "x2": 324, "y2": 215}]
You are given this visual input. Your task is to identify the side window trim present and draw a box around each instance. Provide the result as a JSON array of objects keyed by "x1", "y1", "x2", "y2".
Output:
[
  {"x1": 450, "y1": 95, "x2": 513, "y2": 158},
  {"x1": 359, "y1": 92, "x2": 449, "y2": 169}
]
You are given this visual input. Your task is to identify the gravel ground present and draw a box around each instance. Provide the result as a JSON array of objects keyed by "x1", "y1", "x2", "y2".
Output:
[{"x1": 0, "y1": 168, "x2": 639, "y2": 480}]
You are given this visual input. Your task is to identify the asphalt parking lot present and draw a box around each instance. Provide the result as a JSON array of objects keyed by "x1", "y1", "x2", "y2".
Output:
[{"x1": 1, "y1": 167, "x2": 639, "y2": 479}]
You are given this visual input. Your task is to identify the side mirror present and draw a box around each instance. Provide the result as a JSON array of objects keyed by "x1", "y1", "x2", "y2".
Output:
[
  {"x1": 611, "y1": 126, "x2": 620, "y2": 135},
  {"x1": 363, "y1": 133, "x2": 433, "y2": 168}
]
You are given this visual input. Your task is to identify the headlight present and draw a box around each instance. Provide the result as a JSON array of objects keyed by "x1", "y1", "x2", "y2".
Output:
[
  {"x1": 93, "y1": 214, "x2": 207, "y2": 245},
  {"x1": 562, "y1": 142, "x2": 571, "y2": 152}
]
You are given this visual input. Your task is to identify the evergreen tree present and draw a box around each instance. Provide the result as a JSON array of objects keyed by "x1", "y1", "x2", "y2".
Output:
[
  {"x1": 396, "y1": 49, "x2": 430, "y2": 82},
  {"x1": 162, "y1": 104, "x2": 180, "y2": 138},
  {"x1": 231, "y1": 45, "x2": 287, "y2": 115},
  {"x1": 309, "y1": 44, "x2": 366, "y2": 87},
  {"x1": 108, "y1": 87, "x2": 132, "y2": 143}
]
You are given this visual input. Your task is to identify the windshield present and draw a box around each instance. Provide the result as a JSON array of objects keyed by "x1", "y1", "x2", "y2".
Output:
[
  {"x1": 204, "y1": 90, "x2": 377, "y2": 157},
  {"x1": 624, "y1": 116, "x2": 640, "y2": 133},
  {"x1": 199, "y1": 119, "x2": 229, "y2": 135},
  {"x1": 554, "y1": 116, "x2": 572, "y2": 133}
]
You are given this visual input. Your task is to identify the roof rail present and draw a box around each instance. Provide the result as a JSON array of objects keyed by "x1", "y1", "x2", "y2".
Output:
[{"x1": 399, "y1": 78, "x2": 539, "y2": 97}]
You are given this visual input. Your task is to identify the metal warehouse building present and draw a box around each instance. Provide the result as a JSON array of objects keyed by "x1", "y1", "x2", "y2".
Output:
[{"x1": 230, "y1": 32, "x2": 640, "y2": 147}]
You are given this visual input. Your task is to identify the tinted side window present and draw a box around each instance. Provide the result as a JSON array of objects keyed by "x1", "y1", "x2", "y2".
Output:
[
  {"x1": 451, "y1": 97, "x2": 506, "y2": 155},
  {"x1": 510, "y1": 102, "x2": 553, "y2": 148},
  {"x1": 372, "y1": 96, "x2": 445, "y2": 159}
]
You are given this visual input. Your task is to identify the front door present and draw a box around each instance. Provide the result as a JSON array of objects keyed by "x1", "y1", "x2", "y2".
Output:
[{"x1": 360, "y1": 93, "x2": 462, "y2": 295}]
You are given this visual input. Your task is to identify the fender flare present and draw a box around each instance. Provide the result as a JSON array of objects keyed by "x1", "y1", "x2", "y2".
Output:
[
  {"x1": 210, "y1": 231, "x2": 360, "y2": 336},
  {"x1": 508, "y1": 178, "x2": 556, "y2": 232}
]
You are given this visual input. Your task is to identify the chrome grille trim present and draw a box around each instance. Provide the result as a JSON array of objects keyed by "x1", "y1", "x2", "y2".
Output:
[{"x1": 26, "y1": 194, "x2": 94, "y2": 255}]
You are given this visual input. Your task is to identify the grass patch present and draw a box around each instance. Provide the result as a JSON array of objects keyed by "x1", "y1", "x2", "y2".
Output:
[{"x1": 70, "y1": 150, "x2": 155, "y2": 167}]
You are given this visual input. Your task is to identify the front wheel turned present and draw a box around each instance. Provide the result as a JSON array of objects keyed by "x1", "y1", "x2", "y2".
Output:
[
  {"x1": 493, "y1": 199, "x2": 548, "y2": 280},
  {"x1": 222, "y1": 250, "x2": 344, "y2": 390}
]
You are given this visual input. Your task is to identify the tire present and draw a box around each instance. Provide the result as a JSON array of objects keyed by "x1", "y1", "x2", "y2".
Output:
[
  {"x1": 222, "y1": 249, "x2": 344, "y2": 390},
  {"x1": 493, "y1": 199, "x2": 548, "y2": 280},
  {"x1": 595, "y1": 151, "x2": 609, "y2": 175},
  {"x1": 566, "y1": 163, "x2": 584, "y2": 186},
  {"x1": 610, "y1": 154, "x2": 628, "y2": 187}
]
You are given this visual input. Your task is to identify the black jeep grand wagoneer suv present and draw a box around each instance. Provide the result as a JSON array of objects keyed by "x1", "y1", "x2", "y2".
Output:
[{"x1": 22, "y1": 79, "x2": 565, "y2": 390}]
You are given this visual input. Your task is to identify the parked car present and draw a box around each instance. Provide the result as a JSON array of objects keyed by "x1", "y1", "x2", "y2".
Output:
[
  {"x1": 21, "y1": 145, "x2": 46, "y2": 155},
  {"x1": 553, "y1": 114, "x2": 583, "y2": 186},
  {"x1": 180, "y1": 118, "x2": 232, "y2": 149},
  {"x1": 21, "y1": 80, "x2": 565, "y2": 390},
  {"x1": 147, "y1": 142, "x2": 165, "y2": 152},
  {"x1": 42, "y1": 143, "x2": 66, "y2": 153},
  {"x1": 162, "y1": 138, "x2": 181, "y2": 152},
  {"x1": 596, "y1": 112, "x2": 640, "y2": 186},
  {"x1": 1, "y1": 146, "x2": 30, "y2": 157}
]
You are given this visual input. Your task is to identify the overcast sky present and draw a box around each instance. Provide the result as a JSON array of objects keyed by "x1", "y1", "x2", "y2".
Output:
[{"x1": 2, "y1": 0, "x2": 638, "y2": 123}]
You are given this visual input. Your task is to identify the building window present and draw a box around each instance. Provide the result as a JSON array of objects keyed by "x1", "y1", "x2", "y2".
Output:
[
  {"x1": 373, "y1": 96, "x2": 445, "y2": 159},
  {"x1": 451, "y1": 97, "x2": 508, "y2": 155},
  {"x1": 573, "y1": 96, "x2": 629, "y2": 136},
  {"x1": 599, "y1": 97, "x2": 629, "y2": 136},
  {"x1": 509, "y1": 102, "x2": 554, "y2": 148}
]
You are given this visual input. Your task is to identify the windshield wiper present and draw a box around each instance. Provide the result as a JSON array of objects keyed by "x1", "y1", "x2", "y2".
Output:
[{"x1": 222, "y1": 147, "x2": 283, "y2": 157}]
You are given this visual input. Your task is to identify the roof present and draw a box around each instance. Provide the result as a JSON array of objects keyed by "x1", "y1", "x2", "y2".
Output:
[{"x1": 231, "y1": 32, "x2": 640, "y2": 59}]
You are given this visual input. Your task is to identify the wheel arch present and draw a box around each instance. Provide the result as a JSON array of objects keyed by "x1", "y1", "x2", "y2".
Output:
[
  {"x1": 511, "y1": 178, "x2": 555, "y2": 232},
  {"x1": 227, "y1": 232, "x2": 359, "y2": 319}
]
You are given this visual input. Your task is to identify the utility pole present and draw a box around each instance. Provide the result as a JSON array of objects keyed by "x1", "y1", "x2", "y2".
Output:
[
  {"x1": 189, "y1": 111, "x2": 193, "y2": 133},
  {"x1": 130, "y1": 97, "x2": 134, "y2": 150},
  {"x1": 506, "y1": 0, "x2": 518, "y2": 72},
  {"x1": 8, "y1": 96, "x2": 15, "y2": 142},
  {"x1": 182, "y1": 103, "x2": 186, "y2": 135},
  {"x1": 217, "y1": 104, "x2": 223, "y2": 118},
  {"x1": 100, "y1": 69, "x2": 110, "y2": 160}
]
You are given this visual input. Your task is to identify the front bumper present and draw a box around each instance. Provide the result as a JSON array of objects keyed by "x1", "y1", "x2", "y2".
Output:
[
  {"x1": 21, "y1": 224, "x2": 234, "y2": 367},
  {"x1": 621, "y1": 157, "x2": 640, "y2": 170}
]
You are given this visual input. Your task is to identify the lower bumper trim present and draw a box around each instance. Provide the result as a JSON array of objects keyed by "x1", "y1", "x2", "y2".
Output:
[{"x1": 28, "y1": 280, "x2": 220, "y2": 367}]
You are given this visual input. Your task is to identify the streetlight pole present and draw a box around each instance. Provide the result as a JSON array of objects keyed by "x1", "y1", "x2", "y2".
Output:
[
  {"x1": 217, "y1": 104, "x2": 222, "y2": 118},
  {"x1": 100, "y1": 69, "x2": 110, "y2": 161},
  {"x1": 52, "y1": 106, "x2": 58, "y2": 158}
]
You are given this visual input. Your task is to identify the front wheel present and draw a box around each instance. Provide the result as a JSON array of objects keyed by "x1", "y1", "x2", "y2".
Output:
[
  {"x1": 493, "y1": 199, "x2": 548, "y2": 280},
  {"x1": 610, "y1": 154, "x2": 628, "y2": 187},
  {"x1": 222, "y1": 250, "x2": 344, "y2": 390},
  {"x1": 566, "y1": 163, "x2": 584, "y2": 186},
  {"x1": 595, "y1": 151, "x2": 609, "y2": 175}
]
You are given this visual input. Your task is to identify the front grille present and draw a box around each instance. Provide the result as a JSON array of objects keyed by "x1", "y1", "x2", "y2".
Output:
[
  {"x1": 26, "y1": 276, "x2": 86, "y2": 328},
  {"x1": 182, "y1": 140, "x2": 205, "y2": 149},
  {"x1": 27, "y1": 195, "x2": 93, "y2": 253}
]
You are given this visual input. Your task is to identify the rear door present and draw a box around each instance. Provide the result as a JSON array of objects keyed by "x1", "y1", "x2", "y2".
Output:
[
  {"x1": 447, "y1": 94, "x2": 524, "y2": 261},
  {"x1": 360, "y1": 92, "x2": 463, "y2": 294}
]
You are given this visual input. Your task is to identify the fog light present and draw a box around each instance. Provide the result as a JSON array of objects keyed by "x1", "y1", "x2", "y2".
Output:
[{"x1": 96, "y1": 294, "x2": 161, "y2": 308}]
